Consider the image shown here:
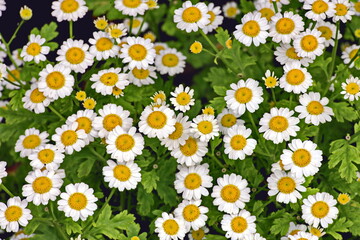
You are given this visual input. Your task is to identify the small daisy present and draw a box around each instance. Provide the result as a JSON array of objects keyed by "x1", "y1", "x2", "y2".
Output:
[
  {"x1": 22, "y1": 84, "x2": 53, "y2": 114},
  {"x1": 138, "y1": 105, "x2": 176, "y2": 139},
  {"x1": 28, "y1": 144, "x2": 65, "y2": 171},
  {"x1": 171, "y1": 135, "x2": 208, "y2": 166},
  {"x1": 12, "y1": 49, "x2": 24, "y2": 67},
  {"x1": 3, "y1": 65, "x2": 23, "y2": 90},
  {"x1": 153, "y1": 42, "x2": 168, "y2": 55},
  {"x1": 124, "y1": 17, "x2": 149, "y2": 35},
  {"x1": 269, "y1": 12, "x2": 304, "y2": 44},
  {"x1": 289, "y1": 232, "x2": 318, "y2": 240},
  {"x1": 90, "y1": 67, "x2": 129, "y2": 96},
  {"x1": 332, "y1": 0, "x2": 355, "y2": 23},
  {"x1": 281, "y1": 222, "x2": 307, "y2": 240},
  {"x1": 106, "y1": 23, "x2": 127, "y2": 43},
  {"x1": 126, "y1": 65, "x2": 157, "y2": 87},
  {"x1": 211, "y1": 173, "x2": 250, "y2": 214},
  {"x1": 51, "y1": 0, "x2": 88, "y2": 22},
  {"x1": 308, "y1": 226, "x2": 326, "y2": 238},
  {"x1": 58, "y1": 183, "x2": 98, "y2": 221},
  {"x1": 151, "y1": 90, "x2": 166, "y2": 103},
  {"x1": 190, "y1": 41, "x2": 203, "y2": 54},
  {"x1": 155, "y1": 48, "x2": 186, "y2": 76},
  {"x1": 262, "y1": 69, "x2": 279, "y2": 88},
  {"x1": 174, "y1": 164, "x2": 213, "y2": 200},
  {"x1": 83, "y1": 97, "x2": 96, "y2": 110},
  {"x1": 202, "y1": 3, "x2": 224, "y2": 34},
  {"x1": 114, "y1": 0, "x2": 148, "y2": 17},
  {"x1": 155, "y1": 212, "x2": 187, "y2": 240},
  {"x1": 337, "y1": 193, "x2": 350, "y2": 205},
  {"x1": 143, "y1": 31, "x2": 156, "y2": 42},
  {"x1": 173, "y1": 1, "x2": 210, "y2": 33},
  {"x1": 293, "y1": 29, "x2": 325, "y2": 59},
  {"x1": 52, "y1": 122, "x2": 87, "y2": 155},
  {"x1": 174, "y1": 200, "x2": 208, "y2": 231},
  {"x1": 279, "y1": 62, "x2": 313, "y2": 94},
  {"x1": 341, "y1": 76, "x2": 360, "y2": 101},
  {"x1": 170, "y1": 84, "x2": 195, "y2": 112},
  {"x1": 223, "y1": 2, "x2": 240, "y2": 18},
  {"x1": 0, "y1": 197, "x2": 32, "y2": 232},
  {"x1": 188, "y1": 227, "x2": 209, "y2": 240},
  {"x1": 15, "y1": 128, "x2": 49, "y2": 158},
  {"x1": 89, "y1": 31, "x2": 120, "y2": 61},
  {"x1": 224, "y1": 125, "x2": 257, "y2": 160},
  {"x1": 92, "y1": 103, "x2": 133, "y2": 138},
  {"x1": 106, "y1": 126, "x2": 144, "y2": 162},
  {"x1": 20, "y1": 34, "x2": 50, "y2": 64},
  {"x1": 22, "y1": 169, "x2": 64, "y2": 206},
  {"x1": 295, "y1": 92, "x2": 334, "y2": 125},
  {"x1": 20, "y1": 5, "x2": 32, "y2": 20},
  {"x1": 315, "y1": 21, "x2": 341, "y2": 47},
  {"x1": 0, "y1": 161, "x2": 7, "y2": 184},
  {"x1": 245, "y1": 233, "x2": 267, "y2": 240},
  {"x1": 234, "y1": 12, "x2": 269, "y2": 47},
  {"x1": 302, "y1": 192, "x2": 339, "y2": 228},
  {"x1": 341, "y1": 44, "x2": 359, "y2": 69},
  {"x1": 191, "y1": 114, "x2": 219, "y2": 142},
  {"x1": 274, "y1": 43, "x2": 314, "y2": 67},
  {"x1": 221, "y1": 210, "x2": 256, "y2": 239},
  {"x1": 224, "y1": 78, "x2": 264, "y2": 116},
  {"x1": 217, "y1": 108, "x2": 244, "y2": 135},
  {"x1": 202, "y1": 106, "x2": 214, "y2": 116},
  {"x1": 120, "y1": 36, "x2": 155, "y2": 70},
  {"x1": 255, "y1": 1, "x2": 277, "y2": 21},
  {"x1": 102, "y1": 160, "x2": 141, "y2": 191},
  {"x1": 281, "y1": 139, "x2": 323, "y2": 178},
  {"x1": 259, "y1": 107, "x2": 300, "y2": 144},
  {"x1": 160, "y1": 113, "x2": 191, "y2": 151},
  {"x1": 112, "y1": 86, "x2": 124, "y2": 98},
  {"x1": 303, "y1": 0, "x2": 336, "y2": 21},
  {"x1": 93, "y1": 16, "x2": 108, "y2": 30},
  {"x1": 66, "y1": 109, "x2": 98, "y2": 144}
]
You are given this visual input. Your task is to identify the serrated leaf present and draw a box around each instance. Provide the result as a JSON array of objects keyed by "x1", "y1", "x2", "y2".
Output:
[
  {"x1": 40, "y1": 22, "x2": 59, "y2": 41},
  {"x1": 64, "y1": 219, "x2": 82, "y2": 235},
  {"x1": 269, "y1": 212, "x2": 295, "y2": 236},
  {"x1": 215, "y1": 28, "x2": 230, "y2": 47},
  {"x1": 213, "y1": 86, "x2": 227, "y2": 96},
  {"x1": 204, "y1": 67, "x2": 237, "y2": 88},
  {"x1": 23, "y1": 218, "x2": 42, "y2": 235},
  {"x1": 329, "y1": 102, "x2": 358, "y2": 122},
  {"x1": 137, "y1": 185, "x2": 154, "y2": 216},
  {"x1": 77, "y1": 157, "x2": 96, "y2": 178},
  {"x1": 210, "y1": 97, "x2": 226, "y2": 113},
  {"x1": 141, "y1": 170, "x2": 159, "y2": 193},
  {"x1": 327, "y1": 217, "x2": 353, "y2": 240}
]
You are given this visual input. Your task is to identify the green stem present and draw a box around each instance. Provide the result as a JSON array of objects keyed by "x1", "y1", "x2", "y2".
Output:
[
  {"x1": 1, "y1": 184, "x2": 14, "y2": 197},
  {"x1": 345, "y1": 49, "x2": 360, "y2": 70},
  {"x1": 136, "y1": 12, "x2": 147, "y2": 36},
  {"x1": 271, "y1": 88, "x2": 277, "y2": 104},
  {"x1": 69, "y1": 21, "x2": 73, "y2": 39},
  {"x1": 49, "y1": 201, "x2": 68, "y2": 240},
  {"x1": 120, "y1": 191, "x2": 126, "y2": 211},
  {"x1": 2, "y1": 77, "x2": 21, "y2": 88},
  {"x1": 247, "y1": 112, "x2": 270, "y2": 155},
  {"x1": 349, "y1": 130, "x2": 360, "y2": 144},
  {"x1": 202, "y1": 48, "x2": 217, "y2": 57},
  {"x1": 129, "y1": 16, "x2": 134, "y2": 35},
  {"x1": 207, "y1": 153, "x2": 225, "y2": 168},
  {"x1": 272, "y1": 1, "x2": 279, "y2": 13},
  {"x1": 8, "y1": 20, "x2": 25, "y2": 47},
  {"x1": 0, "y1": 33, "x2": 19, "y2": 69},
  {"x1": 89, "y1": 147, "x2": 107, "y2": 162},
  {"x1": 48, "y1": 105, "x2": 66, "y2": 121},
  {"x1": 289, "y1": 94, "x2": 293, "y2": 108}
]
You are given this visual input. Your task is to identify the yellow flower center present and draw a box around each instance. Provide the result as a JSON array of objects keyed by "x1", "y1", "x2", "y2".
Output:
[
  {"x1": 349, "y1": 49, "x2": 359, "y2": 61},
  {"x1": 183, "y1": 204, "x2": 200, "y2": 222},
  {"x1": 60, "y1": 0, "x2": 79, "y2": 13},
  {"x1": 312, "y1": 0, "x2": 329, "y2": 14},
  {"x1": 23, "y1": 135, "x2": 41, "y2": 149},
  {"x1": 292, "y1": 149, "x2": 311, "y2": 167},
  {"x1": 147, "y1": 111, "x2": 167, "y2": 129},
  {"x1": 100, "y1": 72, "x2": 118, "y2": 86},
  {"x1": 197, "y1": 120, "x2": 213, "y2": 134},
  {"x1": 131, "y1": 237, "x2": 140, "y2": 240},
  {"x1": 65, "y1": 47, "x2": 85, "y2": 64},
  {"x1": 168, "y1": 122, "x2": 183, "y2": 140},
  {"x1": 202, "y1": 107, "x2": 214, "y2": 115},
  {"x1": 68, "y1": 192, "x2": 87, "y2": 210},
  {"x1": 83, "y1": 98, "x2": 96, "y2": 109},
  {"x1": 103, "y1": 114, "x2": 123, "y2": 131},
  {"x1": 300, "y1": 35, "x2": 319, "y2": 52},
  {"x1": 242, "y1": 20, "x2": 261, "y2": 37},
  {"x1": 132, "y1": 19, "x2": 141, "y2": 28},
  {"x1": 307, "y1": 101, "x2": 324, "y2": 115},
  {"x1": 128, "y1": 44, "x2": 148, "y2": 61},
  {"x1": 182, "y1": 7, "x2": 202, "y2": 23},
  {"x1": 20, "y1": 7, "x2": 33, "y2": 20},
  {"x1": 152, "y1": 92, "x2": 166, "y2": 102},
  {"x1": 235, "y1": 87, "x2": 253, "y2": 103},
  {"x1": 277, "y1": 176, "x2": 296, "y2": 193},
  {"x1": 226, "y1": 7, "x2": 237, "y2": 17},
  {"x1": 337, "y1": 193, "x2": 350, "y2": 205},
  {"x1": 38, "y1": 149, "x2": 55, "y2": 164},
  {"x1": 132, "y1": 68, "x2": 150, "y2": 79},
  {"x1": 176, "y1": 92, "x2": 191, "y2": 105},
  {"x1": 180, "y1": 137, "x2": 198, "y2": 157},
  {"x1": 221, "y1": 114, "x2": 237, "y2": 128},
  {"x1": 76, "y1": 117, "x2": 92, "y2": 134},
  {"x1": 208, "y1": 11, "x2": 216, "y2": 24},
  {"x1": 113, "y1": 164, "x2": 131, "y2": 181},
  {"x1": 269, "y1": 116, "x2": 289, "y2": 132},
  {"x1": 259, "y1": 8, "x2": 274, "y2": 21},
  {"x1": 355, "y1": 2, "x2": 360, "y2": 13},
  {"x1": 290, "y1": 230, "x2": 301, "y2": 236},
  {"x1": 60, "y1": 130, "x2": 78, "y2": 146},
  {"x1": 221, "y1": 184, "x2": 240, "y2": 203},
  {"x1": 144, "y1": 32, "x2": 156, "y2": 42},
  {"x1": 115, "y1": 134, "x2": 135, "y2": 152},
  {"x1": 123, "y1": 0, "x2": 141, "y2": 8},
  {"x1": 231, "y1": 216, "x2": 248, "y2": 233},
  {"x1": 162, "y1": 53, "x2": 179, "y2": 67},
  {"x1": 95, "y1": 19, "x2": 108, "y2": 30},
  {"x1": 309, "y1": 227, "x2": 322, "y2": 237},
  {"x1": 5, "y1": 206, "x2": 22, "y2": 222},
  {"x1": 75, "y1": 91, "x2": 86, "y2": 101},
  {"x1": 286, "y1": 69, "x2": 305, "y2": 85},
  {"x1": 230, "y1": 135, "x2": 247, "y2": 150},
  {"x1": 30, "y1": 88, "x2": 46, "y2": 103},
  {"x1": 317, "y1": 26, "x2": 332, "y2": 40},
  {"x1": 265, "y1": 76, "x2": 278, "y2": 88},
  {"x1": 154, "y1": 45, "x2": 165, "y2": 55},
  {"x1": 191, "y1": 229, "x2": 205, "y2": 240},
  {"x1": 346, "y1": 82, "x2": 360, "y2": 95},
  {"x1": 190, "y1": 42, "x2": 203, "y2": 54},
  {"x1": 163, "y1": 219, "x2": 179, "y2": 235},
  {"x1": 8, "y1": 69, "x2": 21, "y2": 82},
  {"x1": 46, "y1": 71, "x2": 66, "y2": 90},
  {"x1": 26, "y1": 43, "x2": 41, "y2": 56},
  {"x1": 146, "y1": 0, "x2": 157, "y2": 8},
  {"x1": 311, "y1": 201, "x2": 329, "y2": 218},
  {"x1": 184, "y1": 173, "x2": 202, "y2": 189},
  {"x1": 32, "y1": 176, "x2": 52, "y2": 194},
  {"x1": 96, "y1": 37, "x2": 113, "y2": 51},
  {"x1": 335, "y1": 3, "x2": 348, "y2": 16},
  {"x1": 112, "y1": 87, "x2": 123, "y2": 96},
  {"x1": 276, "y1": 18, "x2": 295, "y2": 34},
  {"x1": 286, "y1": 47, "x2": 302, "y2": 60}
]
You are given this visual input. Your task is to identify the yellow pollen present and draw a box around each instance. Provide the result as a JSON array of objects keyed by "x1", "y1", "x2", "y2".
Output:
[
  {"x1": 202, "y1": 107, "x2": 214, "y2": 115},
  {"x1": 355, "y1": 2, "x2": 360, "y2": 13},
  {"x1": 68, "y1": 193, "x2": 87, "y2": 210},
  {"x1": 259, "y1": 8, "x2": 274, "y2": 21},
  {"x1": 230, "y1": 216, "x2": 248, "y2": 233},
  {"x1": 132, "y1": 68, "x2": 150, "y2": 79},
  {"x1": 290, "y1": 230, "x2": 301, "y2": 236},
  {"x1": 286, "y1": 69, "x2": 305, "y2": 85},
  {"x1": 176, "y1": 92, "x2": 191, "y2": 105},
  {"x1": 162, "y1": 53, "x2": 179, "y2": 67},
  {"x1": 317, "y1": 26, "x2": 332, "y2": 40},
  {"x1": 335, "y1": 3, "x2": 348, "y2": 16},
  {"x1": 103, "y1": 114, "x2": 123, "y2": 131},
  {"x1": 5, "y1": 206, "x2": 22, "y2": 222},
  {"x1": 197, "y1": 120, "x2": 213, "y2": 135},
  {"x1": 144, "y1": 32, "x2": 156, "y2": 42},
  {"x1": 75, "y1": 91, "x2": 86, "y2": 101},
  {"x1": 311, "y1": 201, "x2": 329, "y2": 218},
  {"x1": 26, "y1": 43, "x2": 41, "y2": 56},
  {"x1": 112, "y1": 86, "x2": 123, "y2": 96},
  {"x1": 96, "y1": 37, "x2": 113, "y2": 51},
  {"x1": 221, "y1": 114, "x2": 237, "y2": 128},
  {"x1": 226, "y1": 39, "x2": 233, "y2": 49},
  {"x1": 221, "y1": 184, "x2": 240, "y2": 203},
  {"x1": 30, "y1": 88, "x2": 46, "y2": 103},
  {"x1": 131, "y1": 237, "x2": 140, "y2": 240},
  {"x1": 122, "y1": 0, "x2": 141, "y2": 8},
  {"x1": 100, "y1": 72, "x2": 119, "y2": 86},
  {"x1": 235, "y1": 87, "x2": 253, "y2": 103},
  {"x1": 276, "y1": 18, "x2": 295, "y2": 34},
  {"x1": 128, "y1": 44, "x2": 148, "y2": 61},
  {"x1": 162, "y1": 219, "x2": 179, "y2": 235},
  {"x1": 32, "y1": 176, "x2": 52, "y2": 194},
  {"x1": 23, "y1": 135, "x2": 41, "y2": 149},
  {"x1": 76, "y1": 117, "x2": 92, "y2": 134},
  {"x1": 154, "y1": 45, "x2": 165, "y2": 55},
  {"x1": 242, "y1": 20, "x2": 261, "y2": 37},
  {"x1": 307, "y1": 101, "x2": 324, "y2": 115},
  {"x1": 60, "y1": 0, "x2": 79, "y2": 13},
  {"x1": 190, "y1": 41, "x2": 203, "y2": 54},
  {"x1": 230, "y1": 135, "x2": 247, "y2": 150},
  {"x1": 292, "y1": 149, "x2": 311, "y2": 167},
  {"x1": 183, "y1": 204, "x2": 200, "y2": 222},
  {"x1": 337, "y1": 193, "x2": 350, "y2": 205},
  {"x1": 83, "y1": 98, "x2": 96, "y2": 109},
  {"x1": 286, "y1": 47, "x2": 302, "y2": 60},
  {"x1": 94, "y1": 18, "x2": 108, "y2": 30},
  {"x1": 46, "y1": 71, "x2": 66, "y2": 90},
  {"x1": 168, "y1": 122, "x2": 183, "y2": 140},
  {"x1": 146, "y1": 111, "x2": 167, "y2": 129},
  {"x1": 191, "y1": 229, "x2": 205, "y2": 240},
  {"x1": 184, "y1": 173, "x2": 202, "y2": 189},
  {"x1": 182, "y1": 7, "x2": 202, "y2": 23},
  {"x1": 269, "y1": 116, "x2": 289, "y2": 132},
  {"x1": 113, "y1": 164, "x2": 132, "y2": 181},
  {"x1": 346, "y1": 82, "x2": 360, "y2": 95},
  {"x1": 265, "y1": 76, "x2": 277, "y2": 88},
  {"x1": 277, "y1": 177, "x2": 296, "y2": 193},
  {"x1": 180, "y1": 137, "x2": 198, "y2": 157},
  {"x1": 20, "y1": 6, "x2": 33, "y2": 20},
  {"x1": 115, "y1": 134, "x2": 135, "y2": 152},
  {"x1": 38, "y1": 149, "x2": 55, "y2": 164},
  {"x1": 66, "y1": 47, "x2": 85, "y2": 64},
  {"x1": 300, "y1": 35, "x2": 319, "y2": 52},
  {"x1": 60, "y1": 130, "x2": 78, "y2": 146},
  {"x1": 312, "y1": 0, "x2": 329, "y2": 14}
]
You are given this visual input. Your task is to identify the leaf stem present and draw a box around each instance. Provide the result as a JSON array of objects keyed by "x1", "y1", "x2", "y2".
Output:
[
  {"x1": 247, "y1": 112, "x2": 270, "y2": 155},
  {"x1": 0, "y1": 33, "x2": 20, "y2": 69},
  {"x1": 69, "y1": 21, "x2": 73, "y2": 39},
  {"x1": 89, "y1": 147, "x2": 107, "y2": 162},
  {"x1": 271, "y1": 88, "x2": 277, "y2": 104},
  {"x1": 272, "y1": 2, "x2": 279, "y2": 13},
  {"x1": 129, "y1": 16, "x2": 134, "y2": 36},
  {"x1": 1, "y1": 184, "x2": 14, "y2": 197},
  {"x1": 48, "y1": 105, "x2": 66, "y2": 121},
  {"x1": 49, "y1": 201, "x2": 68, "y2": 240},
  {"x1": 8, "y1": 20, "x2": 25, "y2": 47},
  {"x1": 136, "y1": 12, "x2": 147, "y2": 36},
  {"x1": 2, "y1": 77, "x2": 21, "y2": 88},
  {"x1": 207, "y1": 153, "x2": 225, "y2": 169}
]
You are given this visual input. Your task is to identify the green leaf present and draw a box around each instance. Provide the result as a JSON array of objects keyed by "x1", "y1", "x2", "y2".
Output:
[
  {"x1": 269, "y1": 212, "x2": 295, "y2": 236},
  {"x1": 329, "y1": 102, "x2": 358, "y2": 122},
  {"x1": 210, "y1": 97, "x2": 226, "y2": 114},
  {"x1": 77, "y1": 157, "x2": 96, "y2": 178},
  {"x1": 40, "y1": 22, "x2": 59, "y2": 41},
  {"x1": 64, "y1": 219, "x2": 82, "y2": 235},
  {"x1": 327, "y1": 217, "x2": 353, "y2": 240},
  {"x1": 215, "y1": 28, "x2": 230, "y2": 47},
  {"x1": 239, "y1": 0, "x2": 255, "y2": 13},
  {"x1": 204, "y1": 67, "x2": 237, "y2": 88},
  {"x1": 137, "y1": 185, "x2": 154, "y2": 216},
  {"x1": 252, "y1": 201, "x2": 264, "y2": 217},
  {"x1": 213, "y1": 86, "x2": 227, "y2": 96},
  {"x1": 141, "y1": 170, "x2": 159, "y2": 193},
  {"x1": 23, "y1": 218, "x2": 42, "y2": 235},
  {"x1": 43, "y1": 42, "x2": 59, "y2": 51},
  {"x1": 206, "y1": 234, "x2": 227, "y2": 240}
]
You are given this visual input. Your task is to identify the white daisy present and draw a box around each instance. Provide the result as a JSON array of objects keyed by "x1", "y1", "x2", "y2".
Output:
[
  {"x1": 90, "y1": 67, "x2": 129, "y2": 96},
  {"x1": 174, "y1": 1, "x2": 210, "y2": 33},
  {"x1": 223, "y1": 1, "x2": 240, "y2": 18},
  {"x1": 160, "y1": 113, "x2": 191, "y2": 151},
  {"x1": 15, "y1": 128, "x2": 49, "y2": 158},
  {"x1": 280, "y1": 222, "x2": 307, "y2": 240},
  {"x1": 22, "y1": 169, "x2": 64, "y2": 206},
  {"x1": 301, "y1": 192, "x2": 339, "y2": 228},
  {"x1": 234, "y1": 12, "x2": 269, "y2": 47},
  {"x1": 224, "y1": 125, "x2": 257, "y2": 160},
  {"x1": 274, "y1": 43, "x2": 314, "y2": 67},
  {"x1": 224, "y1": 78, "x2": 264, "y2": 116},
  {"x1": 303, "y1": 0, "x2": 335, "y2": 21},
  {"x1": 22, "y1": 84, "x2": 54, "y2": 114},
  {"x1": 155, "y1": 48, "x2": 186, "y2": 76},
  {"x1": 52, "y1": 122, "x2": 87, "y2": 155},
  {"x1": 11, "y1": 49, "x2": 24, "y2": 67},
  {"x1": 211, "y1": 173, "x2": 250, "y2": 214},
  {"x1": 3, "y1": 65, "x2": 23, "y2": 90},
  {"x1": 217, "y1": 108, "x2": 244, "y2": 135},
  {"x1": 123, "y1": 17, "x2": 149, "y2": 35},
  {"x1": 259, "y1": 107, "x2": 300, "y2": 144},
  {"x1": 106, "y1": 23, "x2": 128, "y2": 43},
  {"x1": 255, "y1": 1, "x2": 277, "y2": 21},
  {"x1": 353, "y1": 1, "x2": 360, "y2": 16},
  {"x1": 155, "y1": 212, "x2": 187, "y2": 240},
  {"x1": 58, "y1": 182, "x2": 98, "y2": 221},
  {"x1": 244, "y1": 233, "x2": 267, "y2": 240},
  {"x1": 170, "y1": 84, "x2": 195, "y2": 112},
  {"x1": 293, "y1": 29, "x2": 325, "y2": 59},
  {"x1": 102, "y1": 160, "x2": 141, "y2": 191},
  {"x1": 0, "y1": 63, "x2": 6, "y2": 81},
  {"x1": 126, "y1": 65, "x2": 157, "y2": 87},
  {"x1": 281, "y1": 139, "x2": 323, "y2": 178},
  {"x1": 0, "y1": 161, "x2": 7, "y2": 184},
  {"x1": 51, "y1": 0, "x2": 88, "y2": 22},
  {"x1": 202, "y1": 3, "x2": 224, "y2": 34},
  {"x1": 279, "y1": 62, "x2": 313, "y2": 94},
  {"x1": 295, "y1": 92, "x2": 334, "y2": 125},
  {"x1": 174, "y1": 163, "x2": 213, "y2": 200},
  {"x1": 153, "y1": 42, "x2": 168, "y2": 55},
  {"x1": 114, "y1": 0, "x2": 148, "y2": 17},
  {"x1": 10, "y1": 231, "x2": 35, "y2": 240},
  {"x1": 332, "y1": 0, "x2": 355, "y2": 23},
  {"x1": 29, "y1": 144, "x2": 65, "y2": 171},
  {"x1": 341, "y1": 76, "x2": 360, "y2": 101},
  {"x1": 66, "y1": 109, "x2": 98, "y2": 144},
  {"x1": 191, "y1": 114, "x2": 219, "y2": 142},
  {"x1": 0, "y1": 0, "x2": 5, "y2": 17},
  {"x1": 20, "y1": 34, "x2": 50, "y2": 64},
  {"x1": 120, "y1": 36, "x2": 155, "y2": 70},
  {"x1": 308, "y1": 226, "x2": 326, "y2": 238},
  {"x1": 289, "y1": 231, "x2": 318, "y2": 240},
  {"x1": 171, "y1": 135, "x2": 208, "y2": 166},
  {"x1": 269, "y1": 12, "x2": 304, "y2": 44},
  {"x1": 174, "y1": 200, "x2": 208, "y2": 231},
  {"x1": 314, "y1": 21, "x2": 341, "y2": 47},
  {"x1": 106, "y1": 126, "x2": 144, "y2": 162},
  {"x1": 0, "y1": 197, "x2": 32, "y2": 232},
  {"x1": 341, "y1": 44, "x2": 359, "y2": 69},
  {"x1": 188, "y1": 227, "x2": 209, "y2": 240},
  {"x1": 221, "y1": 210, "x2": 256, "y2": 239},
  {"x1": 89, "y1": 31, "x2": 120, "y2": 61}
]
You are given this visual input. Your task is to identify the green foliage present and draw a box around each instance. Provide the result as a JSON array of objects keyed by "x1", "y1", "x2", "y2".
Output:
[
  {"x1": 329, "y1": 102, "x2": 358, "y2": 122},
  {"x1": 141, "y1": 170, "x2": 160, "y2": 193},
  {"x1": 269, "y1": 212, "x2": 295, "y2": 236}
]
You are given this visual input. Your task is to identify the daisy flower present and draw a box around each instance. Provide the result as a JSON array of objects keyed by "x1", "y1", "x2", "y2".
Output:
[
  {"x1": 174, "y1": 163, "x2": 213, "y2": 200},
  {"x1": 92, "y1": 103, "x2": 133, "y2": 138},
  {"x1": 160, "y1": 113, "x2": 191, "y2": 151},
  {"x1": 224, "y1": 78, "x2": 264, "y2": 116},
  {"x1": 170, "y1": 84, "x2": 195, "y2": 112},
  {"x1": 191, "y1": 114, "x2": 219, "y2": 142},
  {"x1": 51, "y1": 0, "x2": 88, "y2": 22},
  {"x1": 114, "y1": 0, "x2": 148, "y2": 17},
  {"x1": 315, "y1": 21, "x2": 341, "y2": 47},
  {"x1": 29, "y1": 144, "x2": 65, "y2": 171},
  {"x1": 126, "y1": 65, "x2": 157, "y2": 87},
  {"x1": 90, "y1": 67, "x2": 129, "y2": 96},
  {"x1": 3, "y1": 65, "x2": 23, "y2": 90},
  {"x1": 83, "y1": 97, "x2": 96, "y2": 110},
  {"x1": 293, "y1": 29, "x2": 325, "y2": 59},
  {"x1": 12, "y1": 49, "x2": 24, "y2": 67},
  {"x1": 0, "y1": 197, "x2": 32, "y2": 232},
  {"x1": 271, "y1": 160, "x2": 285, "y2": 174},
  {"x1": 217, "y1": 108, "x2": 244, "y2": 135},
  {"x1": 337, "y1": 193, "x2": 350, "y2": 205},
  {"x1": 89, "y1": 31, "x2": 120, "y2": 61},
  {"x1": 174, "y1": 200, "x2": 208, "y2": 231},
  {"x1": 269, "y1": 12, "x2": 304, "y2": 44},
  {"x1": 262, "y1": 69, "x2": 279, "y2": 88},
  {"x1": 171, "y1": 135, "x2": 208, "y2": 166},
  {"x1": 224, "y1": 125, "x2": 257, "y2": 160},
  {"x1": 289, "y1": 232, "x2": 318, "y2": 240},
  {"x1": 58, "y1": 183, "x2": 98, "y2": 221},
  {"x1": 281, "y1": 139, "x2": 323, "y2": 178},
  {"x1": 301, "y1": 192, "x2": 339, "y2": 228},
  {"x1": 202, "y1": 3, "x2": 224, "y2": 34},
  {"x1": 20, "y1": 34, "x2": 50, "y2": 64},
  {"x1": 280, "y1": 222, "x2": 307, "y2": 240},
  {"x1": 15, "y1": 128, "x2": 49, "y2": 158},
  {"x1": 151, "y1": 90, "x2": 166, "y2": 103},
  {"x1": 188, "y1": 227, "x2": 209, "y2": 240},
  {"x1": 153, "y1": 42, "x2": 168, "y2": 55},
  {"x1": 155, "y1": 48, "x2": 186, "y2": 76},
  {"x1": 308, "y1": 226, "x2": 326, "y2": 238},
  {"x1": 106, "y1": 126, "x2": 144, "y2": 162},
  {"x1": 124, "y1": 17, "x2": 149, "y2": 35},
  {"x1": 0, "y1": 0, "x2": 5, "y2": 17},
  {"x1": 173, "y1": 1, "x2": 210, "y2": 33},
  {"x1": 155, "y1": 212, "x2": 187, "y2": 240},
  {"x1": 38, "y1": 64, "x2": 74, "y2": 100},
  {"x1": 52, "y1": 122, "x2": 87, "y2": 155},
  {"x1": 93, "y1": 16, "x2": 108, "y2": 30},
  {"x1": 234, "y1": 12, "x2": 269, "y2": 47},
  {"x1": 22, "y1": 84, "x2": 53, "y2": 114},
  {"x1": 303, "y1": 0, "x2": 336, "y2": 21},
  {"x1": 333, "y1": 0, "x2": 355, "y2": 23},
  {"x1": 274, "y1": 43, "x2": 314, "y2": 67},
  {"x1": 138, "y1": 105, "x2": 176, "y2": 139},
  {"x1": 223, "y1": 2, "x2": 240, "y2": 18},
  {"x1": 102, "y1": 160, "x2": 141, "y2": 191},
  {"x1": 354, "y1": 1, "x2": 360, "y2": 16},
  {"x1": 10, "y1": 231, "x2": 35, "y2": 240},
  {"x1": 0, "y1": 161, "x2": 7, "y2": 184},
  {"x1": 211, "y1": 173, "x2": 250, "y2": 214},
  {"x1": 22, "y1": 169, "x2": 64, "y2": 206},
  {"x1": 106, "y1": 23, "x2": 127, "y2": 43},
  {"x1": 120, "y1": 36, "x2": 155, "y2": 70},
  {"x1": 295, "y1": 92, "x2": 334, "y2": 126},
  {"x1": 341, "y1": 76, "x2": 360, "y2": 101},
  {"x1": 279, "y1": 62, "x2": 313, "y2": 94},
  {"x1": 341, "y1": 44, "x2": 359, "y2": 69},
  {"x1": 221, "y1": 210, "x2": 256, "y2": 239},
  {"x1": 245, "y1": 233, "x2": 267, "y2": 240},
  {"x1": 66, "y1": 109, "x2": 98, "y2": 144},
  {"x1": 259, "y1": 107, "x2": 300, "y2": 144}
]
